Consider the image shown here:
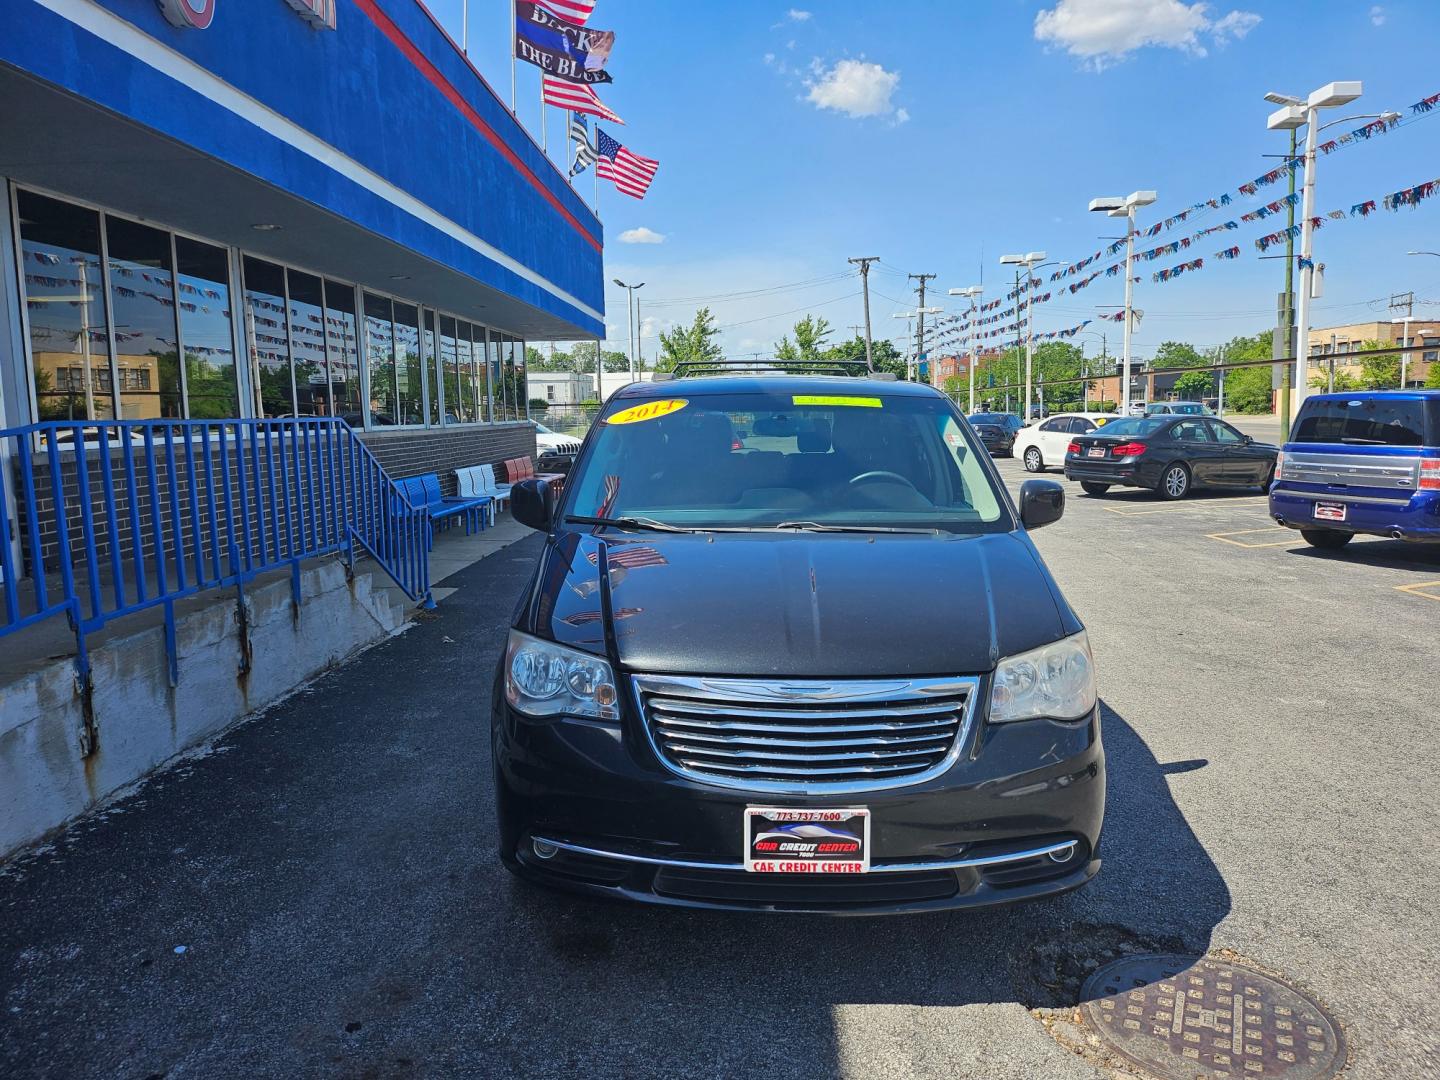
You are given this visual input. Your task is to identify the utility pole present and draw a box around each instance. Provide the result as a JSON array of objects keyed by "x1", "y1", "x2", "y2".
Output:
[
  {"x1": 849, "y1": 257, "x2": 879, "y2": 371},
  {"x1": 909, "y1": 273, "x2": 937, "y2": 384}
]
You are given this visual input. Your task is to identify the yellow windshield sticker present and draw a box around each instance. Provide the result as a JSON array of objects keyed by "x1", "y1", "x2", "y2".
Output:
[
  {"x1": 791, "y1": 395, "x2": 883, "y2": 408},
  {"x1": 1094, "y1": 417, "x2": 1110, "y2": 426},
  {"x1": 605, "y1": 399, "x2": 689, "y2": 425}
]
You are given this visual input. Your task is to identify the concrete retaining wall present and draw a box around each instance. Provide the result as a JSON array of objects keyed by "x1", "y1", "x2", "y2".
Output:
[{"x1": 0, "y1": 558, "x2": 405, "y2": 859}]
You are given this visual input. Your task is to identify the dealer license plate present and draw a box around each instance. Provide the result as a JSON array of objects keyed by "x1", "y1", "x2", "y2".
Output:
[
  {"x1": 744, "y1": 807, "x2": 870, "y2": 874},
  {"x1": 1314, "y1": 501, "x2": 1347, "y2": 522},
  {"x1": 1087, "y1": 447, "x2": 1106, "y2": 458}
]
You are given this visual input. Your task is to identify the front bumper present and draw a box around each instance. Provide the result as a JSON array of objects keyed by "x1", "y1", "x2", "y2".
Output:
[
  {"x1": 1270, "y1": 486, "x2": 1440, "y2": 540},
  {"x1": 493, "y1": 690, "x2": 1104, "y2": 914}
]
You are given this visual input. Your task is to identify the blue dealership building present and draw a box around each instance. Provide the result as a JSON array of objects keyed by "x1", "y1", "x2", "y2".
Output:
[{"x1": 0, "y1": 0, "x2": 605, "y2": 473}]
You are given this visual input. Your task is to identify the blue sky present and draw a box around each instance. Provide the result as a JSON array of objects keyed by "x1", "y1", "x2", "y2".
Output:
[{"x1": 424, "y1": 0, "x2": 1440, "y2": 362}]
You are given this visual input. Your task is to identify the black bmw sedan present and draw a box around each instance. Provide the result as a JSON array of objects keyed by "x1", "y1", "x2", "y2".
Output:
[
  {"x1": 493, "y1": 375, "x2": 1104, "y2": 914},
  {"x1": 967, "y1": 412, "x2": 1023, "y2": 456},
  {"x1": 1064, "y1": 415, "x2": 1278, "y2": 499}
]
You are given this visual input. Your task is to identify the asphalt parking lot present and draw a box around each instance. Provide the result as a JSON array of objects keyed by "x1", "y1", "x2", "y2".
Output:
[{"x1": 2, "y1": 430, "x2": 1437, "y2": 1079}]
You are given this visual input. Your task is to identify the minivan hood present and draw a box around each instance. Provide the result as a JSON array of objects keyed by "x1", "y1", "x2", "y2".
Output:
[{"x1": 530, "y1": 530, "x2": 1075, "y2": 678}]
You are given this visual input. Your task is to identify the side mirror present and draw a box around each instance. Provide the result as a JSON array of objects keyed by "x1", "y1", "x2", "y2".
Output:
[
  {"x1": 1241, "y1": 434, "x2": 1254, "y2": 445},
  {"x1": 1018, "y1": 479, "x2": 1065, "y2": 531},
  {"x1": 511, "y1": 478, "x2": 555, "y2": 532}
]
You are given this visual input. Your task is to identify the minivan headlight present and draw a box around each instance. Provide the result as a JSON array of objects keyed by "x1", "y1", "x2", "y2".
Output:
[
  {"x1": 989, "y1": 631, "x2": 1096, "y2": 723},
  {"x1": 505, "y1": 630, "x2": 619, "y2": 721}
]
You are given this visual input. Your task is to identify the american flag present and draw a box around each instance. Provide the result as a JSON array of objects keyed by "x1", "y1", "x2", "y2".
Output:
[
  {"x1": 596, "y1": 128, "x2": 659, "y2": 200},
  {"x1": 543, "y1": 75, "x2": 623, "y2": 123},
  {"x1": 569, "y1": 113, "x2": 597, "y2": 176},
  {"x1": 538, "y1": 0, "x2": 593, "y2": 25},
  {"x1": 586, "y1": 545, "x2": 667, "y2": 569}
]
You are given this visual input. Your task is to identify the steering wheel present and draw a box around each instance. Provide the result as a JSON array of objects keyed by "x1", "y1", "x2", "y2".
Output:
[{"x1": 847, "y1": 470, "x2": 920, "y2": 493}]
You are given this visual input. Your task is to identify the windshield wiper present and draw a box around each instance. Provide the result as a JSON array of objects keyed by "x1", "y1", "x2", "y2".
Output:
[
  {"x1": 770, "y1": 520, "x2": 939, "y2": 535},
  {"x1": 565, "y1": 514, "x2": 699, "y2": 533},
  {"x1": 1338, "y1": 437, "x2": 1388, "y2": 445}
]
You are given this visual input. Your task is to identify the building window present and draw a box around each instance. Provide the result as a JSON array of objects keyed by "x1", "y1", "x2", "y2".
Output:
[
  {"x1": 242, "y1": 256, "x2": 294, "y2": 418},
  {"x1": 16, "y1": 189, "x2": 114, "y2": 422},
  {"x1": 546, "y1": 384, "x2": 555, "y2": 401},
  {"x1": 286, "y1": 270, "x2": 328, "y2": 417},
  {"x1": 363, "y1": 292, "x2": 397, "y2": 426},
  {"x1": 323, "y1": 279, "x2": 361, "y2": 422},
  {"x1": 423, "y1": 309, "x2": 441, "y2": 425},
  {"x1": 174, "y1": 236, "x2": 238, "y2": 420},
  {"x1": 106, "y1": 215, "x2": 180, "y2": 419},
  {"x1": 391, "y1": 302, "x2": 423, "y2": 426}
]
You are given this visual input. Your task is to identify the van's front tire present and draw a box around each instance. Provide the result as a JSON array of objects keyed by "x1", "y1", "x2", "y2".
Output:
[{"x1": 1301, "y1": 528, "x2": 1353, "y2": 550}]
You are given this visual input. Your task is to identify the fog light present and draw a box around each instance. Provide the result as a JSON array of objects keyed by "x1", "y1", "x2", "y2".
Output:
[
  {"x1": 1048, "y1": 843, "x2": 1077, "y2": 864},
  {"x1": 531, "y1": 838, "x2": 559, "y2": 860}
]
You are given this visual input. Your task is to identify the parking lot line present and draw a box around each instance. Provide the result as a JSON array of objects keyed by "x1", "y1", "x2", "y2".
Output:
[
  {"x1": 1394, "y1": 580, "x2": 1440, "y2": 601},
  {"x1": 1104, "y1": 498, "x2": 1270, "y2": 517},
  {"x1": 1205, "y1": 527, "x2": 1297, "y2": 549}
]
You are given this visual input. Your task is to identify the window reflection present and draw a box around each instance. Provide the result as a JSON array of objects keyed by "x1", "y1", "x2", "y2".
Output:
[
  {"x1": 324, "y1": 279, "x2": 361, "y2": 422},
  {"x1": 423, "y1": 309, "x2": 440, "y2": 424},
  {"x1": 288, "y1": 270, "x2": 329, "y2": 416},
  {"x1": 16, "y1": 190, "x2": 115, "y2": 421},
  {"x1": 243, "y1": 256, "x2": 294, "y2": 417},
  {"x1": 363, "y1": 292, "x2": 396, "y2": 426},
  {"x1": 105, "y1": 216, "x2": 178, "y2": 419},
  {"x1": 174, "y1": 236, "x2": 238, "y2": 420},
  {"x1": 393, "y1": 301, "x2": 422, "y2": 425}
]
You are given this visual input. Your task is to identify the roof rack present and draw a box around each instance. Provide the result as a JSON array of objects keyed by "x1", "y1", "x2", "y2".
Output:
[{"x1": 657, "y1": 358, "x2": 886, "y2": 381}]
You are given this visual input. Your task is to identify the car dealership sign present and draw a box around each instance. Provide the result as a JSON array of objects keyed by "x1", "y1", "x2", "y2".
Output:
[{"x1": 158, "y1": 0, "x2": 336, "y2": 30}]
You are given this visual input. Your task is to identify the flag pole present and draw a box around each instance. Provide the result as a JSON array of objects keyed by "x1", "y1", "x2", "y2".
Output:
[
  {"x1": 540, "y1": 81, "x2": 548, "y2": 159},
  {"x1": 508, "y1": 0, "x2": 516, "y2": 112}
]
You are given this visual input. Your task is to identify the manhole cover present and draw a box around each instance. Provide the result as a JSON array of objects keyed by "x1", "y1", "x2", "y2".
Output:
[{"x1": 1080, "y1": 954, "x2": 1345, "y2": 1080}]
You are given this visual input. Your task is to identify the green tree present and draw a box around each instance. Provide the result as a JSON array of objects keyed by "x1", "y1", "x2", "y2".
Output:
[
  {"x1": 1357, "y1": 339, "x2": 1402, "y2": 389},
  {"x1": 1174, "y1": 369, "x2": 1215, "y2": 400},
  {"x1": 1151, "y1": 340, "x2": 1205, "y2": 369},
  {"x1": 1214, "y1": 333, "x2": 1274, "y2": 413},
  {"x1": 822, "y1": 335, "x2": 906, "y2": 379},
  {"x1": 774, "y1": 315, "x2": 833, "y2": 363},
  {"x1": 1309, "y1": 369, "x2": 1363, "y2": 391},
  {"x1": 656, "y1": 307, "x2": 724, "y2": 372},
  {"x1": 1426, "y1": 359, "x2": 1440, "y2": 389}
]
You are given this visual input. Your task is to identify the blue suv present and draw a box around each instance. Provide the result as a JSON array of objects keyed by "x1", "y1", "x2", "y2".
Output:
[{"x1": 1269, "y1": 390, "x2": 1440, "y2": 549}]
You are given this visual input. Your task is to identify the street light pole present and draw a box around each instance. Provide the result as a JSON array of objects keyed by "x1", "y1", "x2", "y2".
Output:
[
  {"x1": 1266, "y1": 82, "x2": 1364, "y2": 418},
  {"x1": 613, "y1": 278, "x2": 645, "y2": 382},
  {"x1": 948, "y1": 286, "x2": 983, "y2": 413},
  {"x1": 999, "y1": 252, "x2": 1047, "y2": 420},
  {"x1": 1089, "y1": 191, "x2": 1158, "y2": 416}
]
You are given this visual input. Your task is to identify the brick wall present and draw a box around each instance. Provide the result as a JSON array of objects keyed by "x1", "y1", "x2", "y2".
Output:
[{"x1": 357, "y1": 422, "x2": 537, "y2": 495}]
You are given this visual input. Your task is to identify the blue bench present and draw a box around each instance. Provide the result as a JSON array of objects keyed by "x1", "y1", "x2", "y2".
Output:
[{"x1": 398, "y1": 473, "x2": 490, "y2": 547}]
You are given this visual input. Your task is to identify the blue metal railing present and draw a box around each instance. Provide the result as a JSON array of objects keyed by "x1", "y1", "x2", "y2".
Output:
[{"x1": 0, "y1": 418, "x2": 431, "y2": 726}]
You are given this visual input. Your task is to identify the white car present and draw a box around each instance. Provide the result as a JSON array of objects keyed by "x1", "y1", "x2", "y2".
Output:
[
  {"x1": 534, "y1": 421, "x2": 582, "y2": 455},
  {"x1": 1126, "y1": 401, "x2": 1149, "y2": 417},
  {"x1": 1013, "y1": 412, "x2": 1119, "y2": 473}
]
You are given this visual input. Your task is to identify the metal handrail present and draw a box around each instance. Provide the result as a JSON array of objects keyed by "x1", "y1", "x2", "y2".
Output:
[{"x1": 0, "y1": 418, "x2": 431, "y2": 732}]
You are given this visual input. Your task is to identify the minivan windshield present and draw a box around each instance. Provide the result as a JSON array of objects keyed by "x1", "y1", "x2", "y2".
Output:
[
  {"x1": 1292, "y1": 396, "x2": 1437, "y2": 446},
  {"x1": 565, "y1": 391, "x2": 1010, "y2": 533}
]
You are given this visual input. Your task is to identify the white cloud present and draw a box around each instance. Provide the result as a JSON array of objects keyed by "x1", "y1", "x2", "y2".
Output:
[
  {"x1": 787, "y1": 9, "x2": 811, "y2": 21},
  {"x1": 1369, "y1": 5, "x2": 1386, "y2": 25},
  {"x1": 805, "y1": 59, "x2": 902, "y2": 119},
  {"x1": 1211, "y1": 9, "x2": 1260, "y2": 42},
  {"x1": 1034, "y1": 0, "x2": 1261, "y2": 70},
  {"x1": 892, "y1": 107, "x2": 910, "y2": 126},
  {"x1": 618, "y1": 227, "x2": 666, "y2": 245}
]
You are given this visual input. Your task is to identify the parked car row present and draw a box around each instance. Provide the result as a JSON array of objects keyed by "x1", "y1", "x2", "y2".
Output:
[{"x1": 1015, "y1": 392, "x2": 1440, "y2": 554}]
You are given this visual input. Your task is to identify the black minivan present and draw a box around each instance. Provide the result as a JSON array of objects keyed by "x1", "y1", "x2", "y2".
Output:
[{"x1": 493, "y1": 373, "x2": 1104, "y2": 914}]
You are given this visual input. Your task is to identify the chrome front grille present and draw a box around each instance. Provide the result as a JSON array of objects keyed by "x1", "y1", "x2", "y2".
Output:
[{"x1": 631, "y1": 675, "x2": 979, "y2": 794}]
